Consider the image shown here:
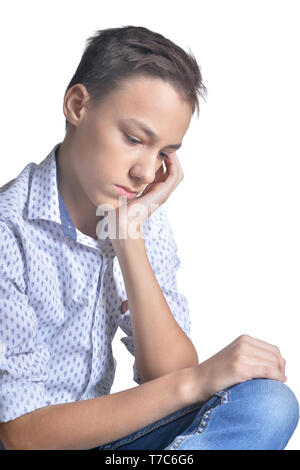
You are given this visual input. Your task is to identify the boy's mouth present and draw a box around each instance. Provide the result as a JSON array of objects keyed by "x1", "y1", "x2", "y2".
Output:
[{"x1": 114, "y1": 185, "x2": 138, "y2": 198}]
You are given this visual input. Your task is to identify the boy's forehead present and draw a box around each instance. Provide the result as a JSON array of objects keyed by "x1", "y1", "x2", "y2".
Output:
[
  {"x1": 111, "y1": 75, "x2": 186, "y2": 107},
  {"x1": 91, "y1": 76, "x2": 193, "y2": 134}
]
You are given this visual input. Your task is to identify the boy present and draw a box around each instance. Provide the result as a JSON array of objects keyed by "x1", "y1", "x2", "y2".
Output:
[{"x1": 0, "y1": 25, "x2": 298, "y2": 450}]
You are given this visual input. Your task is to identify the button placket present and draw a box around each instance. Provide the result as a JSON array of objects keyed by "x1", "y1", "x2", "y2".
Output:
[
  {"x1": 94, "y1": 262, "x2": 109, "y2": 362},
  {"x1": 82, "y1": 258, "x2": 106, "y2": 396}
]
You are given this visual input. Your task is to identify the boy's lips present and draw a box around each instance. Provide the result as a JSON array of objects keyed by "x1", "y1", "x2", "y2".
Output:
[{"x1": 114, "y1": 184, "x2": 138, "y2": 198}]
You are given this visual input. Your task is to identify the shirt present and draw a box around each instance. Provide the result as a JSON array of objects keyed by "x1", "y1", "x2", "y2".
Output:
[{"x1": 0, "y1": 142, "x2": 191, "y2": 431}]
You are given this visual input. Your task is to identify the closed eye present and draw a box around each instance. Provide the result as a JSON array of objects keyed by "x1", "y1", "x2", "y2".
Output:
[{"x1": 124, "y1": 134, "x2": 169, "y2": 159}]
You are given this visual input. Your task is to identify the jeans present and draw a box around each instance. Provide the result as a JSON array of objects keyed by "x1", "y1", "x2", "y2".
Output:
[{"x1": 92, "y1": 378, "x2": 299, "y2": 450}]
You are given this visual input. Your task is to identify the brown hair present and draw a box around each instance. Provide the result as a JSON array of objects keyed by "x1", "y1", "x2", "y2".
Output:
[{"x1": 63, "y1": 25, "x2": 207, "y2": 130}]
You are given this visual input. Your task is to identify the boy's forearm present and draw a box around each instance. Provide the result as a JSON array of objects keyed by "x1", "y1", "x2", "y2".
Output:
[
  {"x1": 114, "y1": 237, "x2": 198, "y2": 383},
  {"x1": 1, "y1": 368, "x2": 194, "y2": 450}
]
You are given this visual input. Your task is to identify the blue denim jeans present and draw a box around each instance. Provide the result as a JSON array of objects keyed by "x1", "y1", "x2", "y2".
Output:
[{"x1": 92, "y1": 378, "x2": 299, "y2": 450}]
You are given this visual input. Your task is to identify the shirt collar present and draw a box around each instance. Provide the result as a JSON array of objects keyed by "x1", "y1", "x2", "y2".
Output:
[
  {"x1": 27, "y1": 142, "x2": 116, "y2": 258},
  {"x1": 28, "y1": 142, "x2": 62, "y2": 223}
]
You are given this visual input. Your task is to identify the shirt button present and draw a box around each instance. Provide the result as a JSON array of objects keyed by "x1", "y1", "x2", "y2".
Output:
[{"x1": 97, "y1": 348, "x2": 104, "y2": 357}]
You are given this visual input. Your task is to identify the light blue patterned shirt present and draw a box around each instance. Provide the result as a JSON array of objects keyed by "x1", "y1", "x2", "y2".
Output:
[{"x1": 0, "y1": 142, "x2": 191, "y2": 431}]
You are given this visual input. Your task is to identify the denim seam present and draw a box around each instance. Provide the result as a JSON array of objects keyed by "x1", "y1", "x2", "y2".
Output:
[
  {"x1": 165, "y1": 404, "x2": 218, "y2": 450},
  {"x1": 99, "y1": 401, "x2": 205, "y2": 450},
  {"x1": 194, "y1": 390, "x2": 230, "y2": 434},
  {"x1": 165, "y1": 390, "x2": 231, "y2": 450}
]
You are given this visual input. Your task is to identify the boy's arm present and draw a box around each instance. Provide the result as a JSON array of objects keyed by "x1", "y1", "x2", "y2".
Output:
[
  {"x1": 115, "y1": 234, "x2": 198, "y2": 384},
  {"x1": 0, "y1": 367, "x2": 201, "y2": 450}
]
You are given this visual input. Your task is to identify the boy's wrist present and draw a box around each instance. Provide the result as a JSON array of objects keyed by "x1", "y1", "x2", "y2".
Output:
[{"x1": 177, "y1": 365, "x2": 212, "y2": 407}]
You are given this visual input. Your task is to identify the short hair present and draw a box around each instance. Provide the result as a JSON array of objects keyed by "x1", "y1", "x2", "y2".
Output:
[{"x1": 63, "y1": 25, "x2": 207, "y2": 131}]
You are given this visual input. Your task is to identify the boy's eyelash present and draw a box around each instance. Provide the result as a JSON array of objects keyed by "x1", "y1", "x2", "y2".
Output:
[
  {"x1": 125, "y1": 134, "x2": 141, "y2": 145},
  {"x1": 125, "y1": 134, "x2": 169, "y2": 159}
]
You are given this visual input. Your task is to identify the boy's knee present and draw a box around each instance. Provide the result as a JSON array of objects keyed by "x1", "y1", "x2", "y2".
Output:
[{"x1": 231, "y1": 378, "x2": 299, "y2": 448}]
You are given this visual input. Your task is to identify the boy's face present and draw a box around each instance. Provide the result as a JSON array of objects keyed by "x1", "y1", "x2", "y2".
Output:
[{"x1": 63, "y1": 75, "x2": 193, "y2": 211}]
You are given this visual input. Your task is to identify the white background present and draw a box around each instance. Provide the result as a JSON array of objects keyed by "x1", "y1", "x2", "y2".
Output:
[{"x1": 0, "y1": 0, "x2": 299, "y2": 449}]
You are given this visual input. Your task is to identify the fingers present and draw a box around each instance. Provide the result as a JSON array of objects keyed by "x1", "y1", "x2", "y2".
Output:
[
  {"x1": 155, "y1": 163, "x2": 168, "y2": 184},
  {"x1": 242, "y1": 352, "x2": 286, "y2": 380},
  {"x1": 235, "y1": 334, "x2": 286, "y2": 380},
  {"x1": 242, "y1": 334, "x2": 283, "y2": 358},
  {"x1": 247, "y1": 342, "x2": 285, "y2": 376},
  {"x1": 237, "y1": 334, "x2": 284, "y2": 363},
  {"x1": 247, "y1": 363, "x2": 287, "y2": 382},
  {"x1": 141, "y1": 153, "x2": 181, "y2": 198},
  {"x1": 164, "y1": 152, "x2": 184, "y2": 189}
]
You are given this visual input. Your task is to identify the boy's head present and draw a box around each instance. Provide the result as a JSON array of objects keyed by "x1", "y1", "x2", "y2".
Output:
[{"x1": 59, "y1": 26, "x2": 207, "y2": 211}]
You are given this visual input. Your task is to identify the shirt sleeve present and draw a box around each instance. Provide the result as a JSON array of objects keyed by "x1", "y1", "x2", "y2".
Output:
[
  {"x1": 0, "y1": 222, "x2": 51, "y2": 423},
  {"x1": 118, "y1": 206, "x2": 192, "y2": 385}
]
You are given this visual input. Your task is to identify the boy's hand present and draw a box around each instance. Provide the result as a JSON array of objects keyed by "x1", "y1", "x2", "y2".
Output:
[
  {"x1": 112, "y1": 152, "x2": 183, "y2": 243},
  {"x1": 136, "y1": 151, "x2": 182, "y2": 203},
  {"x1": 188, "y1": 334, "x2": 287, "y2": 404}
]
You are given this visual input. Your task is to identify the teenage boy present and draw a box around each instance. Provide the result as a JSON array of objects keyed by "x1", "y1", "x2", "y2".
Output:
[{"x1": 0, "y1": 26, "x2": 298, "y2": 450}]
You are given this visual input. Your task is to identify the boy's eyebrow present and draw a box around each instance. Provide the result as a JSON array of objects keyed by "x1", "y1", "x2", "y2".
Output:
[{"x1": 122, "y1": 118, "x2": 182, "y2": 150}]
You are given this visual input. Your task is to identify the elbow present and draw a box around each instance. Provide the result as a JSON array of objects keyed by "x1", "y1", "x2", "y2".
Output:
[
  {"x1": 183, "y1": 341, "x2": 199, "y2": 369},
  {"x1": 190, "y1": 348, "x2": 199, "y2": 367},
  {"x1": 0, "y1": 416, "x2": 38, "y2": 450},
  {"x1": 2, "y1": 435, "x2": 41, "y2": 450},
  {"x1": 0, "y1": 430, "x2": 20, "y2": 450},
  {"x1": 0, "y1": 430, "x2": 31, "y2": 450},
  {"x1": 0, "y1": 422, "x2": 17, "y2": 450}
]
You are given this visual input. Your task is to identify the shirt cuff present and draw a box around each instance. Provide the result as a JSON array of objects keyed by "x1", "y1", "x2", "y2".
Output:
[{"x1": 0, "y1": 381, "x2": 51, "y2": 423}]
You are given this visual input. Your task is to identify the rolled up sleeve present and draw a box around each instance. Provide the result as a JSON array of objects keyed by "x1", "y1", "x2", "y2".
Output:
[
  {"x1": 118, "y1": 206, "x2": 191, "y2": 385},
  {"x1": 0, "y1": 223, "x2": 50, "y2": 422}
]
